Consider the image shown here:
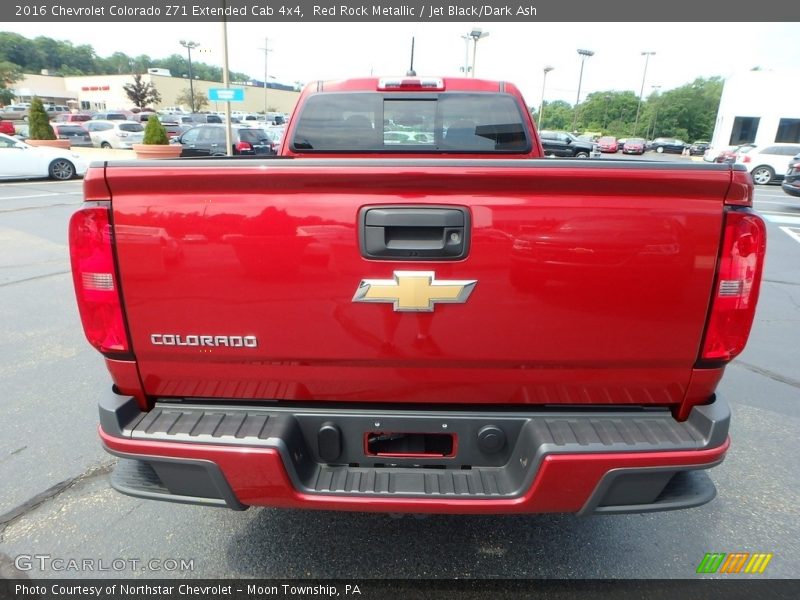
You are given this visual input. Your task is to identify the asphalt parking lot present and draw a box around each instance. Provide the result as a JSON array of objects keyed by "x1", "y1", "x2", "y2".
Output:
[{"x1": 0, "y1": 153, "x2": 798, "y2": 581}]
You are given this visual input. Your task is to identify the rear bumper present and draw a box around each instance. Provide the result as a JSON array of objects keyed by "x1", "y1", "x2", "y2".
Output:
[
  {"x1": 99, "y1": 391, "x2": 730, "y2": 515},
  {"x1": 782, "y1": 180, "x2": 800, "y2": 197}
]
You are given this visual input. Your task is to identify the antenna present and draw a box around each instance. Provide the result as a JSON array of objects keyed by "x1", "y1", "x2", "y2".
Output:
[{"x1": 407, "y1": 36, "x2": 416, "y2": 76}]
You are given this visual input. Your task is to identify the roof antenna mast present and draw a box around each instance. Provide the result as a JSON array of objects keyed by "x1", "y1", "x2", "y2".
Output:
[{"x1": 407, "y1": 37, "x2": 416, "y2": 76}]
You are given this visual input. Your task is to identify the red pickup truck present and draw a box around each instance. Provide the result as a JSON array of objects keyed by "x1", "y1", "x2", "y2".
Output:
[{"x1": 69, "y1": 76, "x2": 765, "y2": 515}]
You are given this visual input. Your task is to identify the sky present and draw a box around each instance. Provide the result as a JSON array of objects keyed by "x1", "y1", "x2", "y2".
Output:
[{"x1": 8, "y1": 21, "x2": 800, "y2": 107}]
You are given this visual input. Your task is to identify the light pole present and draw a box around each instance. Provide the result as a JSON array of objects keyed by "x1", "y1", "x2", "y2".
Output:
[
  {"x1": 633, "y1": 51, "x2": 655, "y2": 137},
  {"x1": 221, "y1": 0, "x2": 232, "y2": 155},
  {"x1": 538, "y1": 66, "x2": 554, "y2": 128},
  {"x1": 179, "y1": 40, "x2": 199, "y2": 113},
  {"x1": 572, "y1": 48, "x2": 594, "y2": 132},
  {"x1": 258, "y1": 37, "x2": 272, "y2": 117},
  {"x1": 460, "y1": 35, "x2": 471, "y2": 75},
  {"x1": 469, "y1": 28, "x2": 489, "y2": 78}
]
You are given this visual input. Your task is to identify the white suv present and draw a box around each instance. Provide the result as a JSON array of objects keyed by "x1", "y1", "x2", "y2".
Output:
[
  {"x1": 84, "y1": 120, "x2": 144, "y2": 149},
  {"x1": 736, "y1": 143, "x2": 800, "y2": 185}
]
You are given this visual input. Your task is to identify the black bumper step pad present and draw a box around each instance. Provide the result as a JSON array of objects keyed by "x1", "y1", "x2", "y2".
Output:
[{"x1": 102, "y1": 393, "x2": 729, "y2": 503}]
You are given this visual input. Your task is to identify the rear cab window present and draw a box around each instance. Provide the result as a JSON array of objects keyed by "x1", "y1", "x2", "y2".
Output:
[
  {"x1": 291, "y1": 92, "x2": 530, "y2": 153},
  {"x1": 239, "y1": 129, "x2": 269, "y2": 143},
  {"x1": 58, "y1": 125, "x2": 86, "y2": 135}
]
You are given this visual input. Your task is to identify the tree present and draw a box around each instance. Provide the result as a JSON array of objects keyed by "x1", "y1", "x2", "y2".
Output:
[
  {"x1": 0, "y1": 60, "x2": 22, "y2": 105},
  {"x1": 649, "y1": 77, "x2": 723, "y2": 141},
  {"x1": 28, "y1": 97, "x2": 55, "y2": 140},
  {"x1": 175, "y1": 88, "x2": 208, "y2": 112},
  {"x1": 0, "y1": 32, "x2": 250, "y2": 83},
  {"x1": 123, "y1": 73, "x2": 162, "y2": 108},
  {"x1": 534, "y1": 100, "x2": 574, "y2": 130},
  {"x1": 578, "y1": 91, "x2": 639, "y2": 136},
  {"x1": 142, "y1": 114, "x2": 169, "y2": 145}
]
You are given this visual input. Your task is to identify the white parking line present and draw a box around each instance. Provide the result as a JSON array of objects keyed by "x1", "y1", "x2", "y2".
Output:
[
  {"x1": 0, "y1": 192, "x2": 61, "y2": 200},
  {"x1": 0, "y1": 180, "x2": 81, "y2": 187},
  {"x1": 755, "y1": 200, "x2": 797, "y2": 206},
  {"x1": 780, "y1": 227, "x2": 800, "y2": 245},
  {"x1": 761, "y1": 213, "x2": 800, "y2": 222}
]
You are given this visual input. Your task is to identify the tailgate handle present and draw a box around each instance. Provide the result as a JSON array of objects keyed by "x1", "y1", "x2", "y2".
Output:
[{"x1": 360, "y1": 206, "x2": 470, "y2": 260}]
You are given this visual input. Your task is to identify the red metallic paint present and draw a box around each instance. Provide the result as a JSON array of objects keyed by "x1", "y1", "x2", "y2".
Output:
[
  {"x1": 104, "y1": 358, "x2": 147, "y2": 409},
  {"x1": 99, "y1": 427, "x2": 729, "y2": 513},
  {"x1": 104, "y1": 162, "x2": 732, "y2": 408},
  {"x1": 677, "y1": 368, "x2": 725, "y2": 421}
]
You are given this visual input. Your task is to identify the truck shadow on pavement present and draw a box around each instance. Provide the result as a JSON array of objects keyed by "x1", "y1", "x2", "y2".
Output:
[{"x1": 224, "y1": 506, "x2": 719, "y2": 578}]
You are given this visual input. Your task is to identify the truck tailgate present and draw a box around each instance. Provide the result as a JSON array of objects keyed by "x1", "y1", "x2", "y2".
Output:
[{"x1": 105, "y1": 159, "x2": 730, "y2": 406}]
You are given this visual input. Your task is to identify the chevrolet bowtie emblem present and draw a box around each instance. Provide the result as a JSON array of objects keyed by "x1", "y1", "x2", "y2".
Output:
[{"x1": 353, "y1": 271, "x2": 477, "y2": 312}]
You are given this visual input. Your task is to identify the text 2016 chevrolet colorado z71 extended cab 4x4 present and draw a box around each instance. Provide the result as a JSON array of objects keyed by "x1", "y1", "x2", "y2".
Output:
[{"x1": 70, "y1": 76, "x2": 765, "y2": 515}]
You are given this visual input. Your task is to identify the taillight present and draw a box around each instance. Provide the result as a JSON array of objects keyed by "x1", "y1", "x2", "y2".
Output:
[
  {"x1": 235, "y1": 141, "x2": 252, "y2": 153},
  {"x1": 699, "y1": 211, "x2": 766, "y2": 362},
  {"x1": 741, "y1": 154, "x2": 750, "y2": 163},
  {"x1": 68, "y1": 203, "x2": 131, "y2": 355}
]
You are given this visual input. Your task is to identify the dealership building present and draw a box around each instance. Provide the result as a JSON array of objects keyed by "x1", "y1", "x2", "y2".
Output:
[
  {"x1": 709, "y1": 69, "x2": 800, "y2": 150},
  {"x1": 11, "y1": 70, "x2": 300, "y2": 114}
]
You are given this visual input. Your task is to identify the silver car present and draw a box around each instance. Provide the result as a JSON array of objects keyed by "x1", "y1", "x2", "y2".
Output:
[{"x1": 84, "y1": 120, "x2": 144, "y2": 149}]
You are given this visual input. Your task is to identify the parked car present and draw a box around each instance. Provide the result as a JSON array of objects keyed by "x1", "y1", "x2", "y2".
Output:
[
  {"x1": 167, "y1": 113, "x2": 223, "y2": 126},
  {"x1": 0, "y1": 132, "x2": 87, "y2": 180},
  {"x1": 54, "y1": 113, "x2": 91, "y2": 123},
  {"x1": 130, "y1": 111, "x2": 159, "y2": 122},
  {"x1": 781, "y1": 152, "x2": 800, "y2": 197},
  {"x1": 648, "y1": 138, "x2": 688, "y2": 154},
  {"x1": 158, "y1": 118, "x2": 189, "y2": 139},
  {"x1": 622, "y1": 138, "x2": 646, "y2": 155},
  {"x1": 597, "y1": 136, "x2": 618, "y2": 153},
  {"x1": 174, "y1": 124, "x2": 278, "y2": 156},
  {"x1": 11, "y1": 123, "x2": 28, "y2": 140},
  {"x1": 260, "y1": 127, "x2": 284, "y2": 153},
  {"x1": 0, "y1": 117, "x2": 14, "y2": 135},
  {"x1": 51, "y1": 124, "x2": 93, "y2": 148},
  {"x1": 736, "y1": 143, "x2": 800, "y2": 185},
  {"x1": 44, "y1": 104, "x2": 71, "y2": 116},
  {"x1": 689, "y1": 141, "x2": 710, "y2": 156},
  {"x1": 0, "y1": 104, "x2": 29, "y2": 121},
  {"x1": 85, "y1": 120, "x2": 144, "y2": 149},
  {"x1": 160, "y1": 106, "x2": 189, "y2": 115},
  {"x1": 704, "y1": 143, "x2": 756, "y2": 163},
  {"x1": 539, "y1": 130, "x2": 600, "y2": 158},
  {"x1": 90, "y1": 111, "x2": 132, "y2": 121}
]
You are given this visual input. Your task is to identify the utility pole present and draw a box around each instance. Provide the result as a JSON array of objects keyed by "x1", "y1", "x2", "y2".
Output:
[
  {"x1": 179, "y1": 40, "x2": 199, "y2": 113},
  {"x1": 221, "y1": 2, "x2": 232, "y2": 155},
  {"x1": 538, "y1": 66, "x2": 554, "y2": 128},
  {"x1": 258, "y1": 37, "x2": 272, "y2": 117},
  {"x1": 633, "y1": 51, "x2": 655, "y2": 137},
  {"x1": 572, "y1": 49, "x2": 594, "y2": 132},
  {"x1": 460, "y1": 35, "x2": 471, "y2": 75},
  {"x1": 469, "y1": 28, "x2": 489, "y2": 78}
]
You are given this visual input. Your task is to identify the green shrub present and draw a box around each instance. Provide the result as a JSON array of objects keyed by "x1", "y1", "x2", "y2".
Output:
[
  {"x1": 142, "y1": 114, "x2": 169, "y2": 145},
  {"x1": 28, "y1": 97, "x2": 55, "y2": 140}
]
